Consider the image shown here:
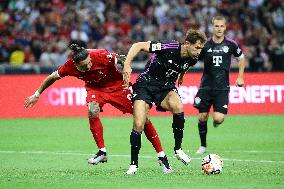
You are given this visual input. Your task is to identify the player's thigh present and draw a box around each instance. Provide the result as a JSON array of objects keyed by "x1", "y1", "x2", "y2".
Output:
[
  {"x1": 193, "y1": 89, "x2": 212, "y2": 113},
  {"x1": 133, "y1": 100, "x2": 150, "y2": 130},
  {"x1": 132, "y1": 84, "x2": 153, "y2": 107},
  {"x1": 160, "y1": 90, "x2": 183, "y2": 113},
  {"x1": 212, "y1": 90, "x2": 229, "y2": 115},
  {"x1": 107, "y1": 89, "x2": 134, "y2": 114}
]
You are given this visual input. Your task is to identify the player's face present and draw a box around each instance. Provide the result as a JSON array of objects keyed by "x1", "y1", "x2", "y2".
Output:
[
  {"x1": 76, "y1": 55, "x2": 92, "y2": 72},
  {"x1": 186, "y1": 40, "x2": 204, "y2": 58},
  {"x1": 213, "y1": 19, "x2": 226, "y2": 38}
]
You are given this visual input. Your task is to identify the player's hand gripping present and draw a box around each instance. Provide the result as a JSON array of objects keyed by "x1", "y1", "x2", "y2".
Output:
[
  {"x1": 24, "y1": 93, "x2": 40, "y2": 108},
  {"x1": 236, "y1": 77, "x2": 244, "y2": 87},
  {"x1": 122, "y1": 64, "x2": 132, "y2": 90}
]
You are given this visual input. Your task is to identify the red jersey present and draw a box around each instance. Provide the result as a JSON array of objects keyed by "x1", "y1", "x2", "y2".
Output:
[{"x1": 57, "y1": 49, "x2": 124, "y2": 91}]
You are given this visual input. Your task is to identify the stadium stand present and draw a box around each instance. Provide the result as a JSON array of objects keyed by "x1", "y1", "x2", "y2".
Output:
[{"x1": 0, "y1": 0, "x2": 283, "y2": 73}]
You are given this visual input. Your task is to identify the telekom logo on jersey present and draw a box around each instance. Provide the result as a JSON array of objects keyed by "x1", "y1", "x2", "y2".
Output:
[
  {"x1": 46, "y1": 85, "x2": 284, "y2": 106},
  {"x1": 213, "y1": 56, "x2": 222, "y2": 66}
]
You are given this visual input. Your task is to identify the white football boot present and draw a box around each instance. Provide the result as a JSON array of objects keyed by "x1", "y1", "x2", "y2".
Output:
[
  {"x1": 196, "y1": 146, "x2": 207, "y2": 154},
  {"x1": 126, "y1": 164, "x2": 138, "y2": 175},
  {"x1": 158, "y1": 155, "x2": 173, "y2": 174},
  {"x1": 175, "y1": 148, "x2": 191, "y2": 165},
  {"x1": 87, "y1": 151, "x2": 107, "y2": 165}
]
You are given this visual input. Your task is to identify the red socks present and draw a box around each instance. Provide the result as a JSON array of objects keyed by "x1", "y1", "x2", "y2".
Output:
[
  {"x1": 88, "y1": 117, "x2": 163, "y2": 154},
  {"x1": 88, "y1": 117, "x2": 105, "y2": 149},
  {"x1": 144, "y1": 119, "x2": 163, "y2": 153}
]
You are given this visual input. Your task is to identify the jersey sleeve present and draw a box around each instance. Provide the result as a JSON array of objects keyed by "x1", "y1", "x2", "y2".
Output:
[
  {"x1": 57, "y1": 58, "x2": 72, "y2": 77},
  {"x1": 231, "y1": 41, "x2": 244, "y2": 58},
  {"x1": 149, "y1": 40, "x2": 180, "y2": 54}
]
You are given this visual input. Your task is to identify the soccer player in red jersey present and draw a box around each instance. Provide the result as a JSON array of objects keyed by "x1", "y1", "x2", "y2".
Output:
[{"x1": 24, "y1": 44, "x2": 167, "y2": 169}]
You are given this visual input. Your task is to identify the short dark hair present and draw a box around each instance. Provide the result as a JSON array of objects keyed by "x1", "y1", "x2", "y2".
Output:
[
  {"x1": 69, "y1": 44, "x2": 88, "y2": 63},
  {"x1": 185, "y1": 29, "x2": 207, "y2": 45},
  {"x1": 212, "y1": 15, "x2": 227, "y2": 24}
]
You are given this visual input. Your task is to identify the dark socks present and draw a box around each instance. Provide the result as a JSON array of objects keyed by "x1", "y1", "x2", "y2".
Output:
[
  {"x1": 172, "y1": 112, "x2": 185, "y2": 151},
  {"x1": 198, "y1": 120, "x2": 207, "y2": 147},
  {"x1": 130, "y1": 129, "x2": 141, "y2": 166}
]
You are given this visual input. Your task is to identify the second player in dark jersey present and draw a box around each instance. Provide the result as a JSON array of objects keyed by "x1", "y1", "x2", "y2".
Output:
[
  {"x1": 123, "y1": 29, "x2": 207, "y2": 175},
  {"x1": 193, "y1": 16, "x2": 245, "y2": 155},
  {"x1": 137, "y1": 40, "x2": 198, "y2": 87},
  {"x1": 198, "y1": 36, "x2": 243, "y2": 90},
  {"x1": 134, "y1": 40, "x2": 199, "y2": 108}
]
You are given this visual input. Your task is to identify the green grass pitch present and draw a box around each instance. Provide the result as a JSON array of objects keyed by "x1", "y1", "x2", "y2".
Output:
[{"x1": 0, "y1": 115, "x2": 284, "y2": 189}]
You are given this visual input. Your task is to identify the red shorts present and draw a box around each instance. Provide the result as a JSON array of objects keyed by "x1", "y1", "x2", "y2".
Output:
[{"x1": 86, "y1": 87, "x2": 133, "y2": 114}]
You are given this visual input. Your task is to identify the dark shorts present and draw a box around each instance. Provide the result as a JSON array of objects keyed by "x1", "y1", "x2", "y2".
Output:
[
  {"x1": 193, "y1": 89, "x2": 229, "y2": 114},
  {"x1": 132, "y1": 82, "x2": 177, "y2": 111}
]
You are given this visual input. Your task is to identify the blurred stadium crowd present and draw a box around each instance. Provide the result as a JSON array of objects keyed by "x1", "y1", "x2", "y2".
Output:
[{"x1": 0, "y1": 0, "x2": 283, "y2": 73}]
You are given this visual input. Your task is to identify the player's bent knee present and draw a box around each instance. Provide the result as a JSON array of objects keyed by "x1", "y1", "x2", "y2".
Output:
[
  {"x1": 88, "y1": 102, "x2": 100, "y2": 117},
  {"x1": 168, "y1": 100, "x2": 183, "y2": 113},
  {"x1": 133, "y1": 120, "x2": 144, "y2": 132},
  {"x1": 199, "y1": 113, "x2": 209, "y2": 122},
  {"x1": 174, "y1": 104, "x2": 184, "y2": 113}
]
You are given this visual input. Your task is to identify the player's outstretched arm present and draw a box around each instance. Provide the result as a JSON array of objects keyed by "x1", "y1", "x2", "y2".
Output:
[
  {"x1": 236, "y1": 57, "x2": 245, "y2": 87},
  {"x1": 122, "y1": 41, "x2": 150, "y2": 89},
  {"x1": 24, "y1": 71, "x2": 61, "y2": 108}
]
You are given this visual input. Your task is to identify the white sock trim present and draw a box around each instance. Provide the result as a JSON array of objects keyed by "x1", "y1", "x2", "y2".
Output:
[
  {"x1": 158, "y1": 151, "x2": 166, "y2": 157},
  {"x1": 99, "y1": 147, "x2": 106, "y2": 152}
]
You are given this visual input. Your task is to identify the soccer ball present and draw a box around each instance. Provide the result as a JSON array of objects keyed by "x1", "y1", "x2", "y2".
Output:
[{"x1": 201, "y1": 154, "x2": 223, "y2": 174}]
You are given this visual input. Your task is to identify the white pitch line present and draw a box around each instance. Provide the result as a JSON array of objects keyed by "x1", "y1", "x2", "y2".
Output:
[
  {"x1": 0, "y1": 150, "x2": 283, "y2": 164},
  {"x1": 218, "y1": 150, "x2": 284, "y2": 154}
]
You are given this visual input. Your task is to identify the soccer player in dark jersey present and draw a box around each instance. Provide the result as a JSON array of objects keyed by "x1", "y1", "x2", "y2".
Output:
[
  {"x1": 193, "y1": 16, "x2": 245, "y2": 154},
  {"x1": 24, "y1": 44, "x2": 168, "y2": 169},
  {"x1": 122, "y1": 29, "x2": 207, "y2": 174}
]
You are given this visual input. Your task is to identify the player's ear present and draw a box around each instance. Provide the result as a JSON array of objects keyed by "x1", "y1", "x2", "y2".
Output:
[{"x1": 184, "y1": 41, "x2": 190, "y2": 46}]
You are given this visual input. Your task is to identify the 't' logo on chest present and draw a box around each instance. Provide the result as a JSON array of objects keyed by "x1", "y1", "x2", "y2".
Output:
[{"x1": 213, "y1": 56, "x2": 222, "y2": 67}]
